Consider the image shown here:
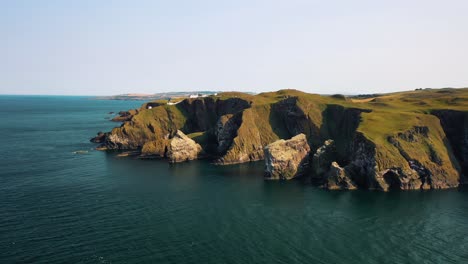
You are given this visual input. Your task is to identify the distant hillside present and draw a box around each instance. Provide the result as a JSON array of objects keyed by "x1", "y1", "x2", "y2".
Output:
[{"x1": 95, "y1": 91, "x2": 224, "y2": 101}]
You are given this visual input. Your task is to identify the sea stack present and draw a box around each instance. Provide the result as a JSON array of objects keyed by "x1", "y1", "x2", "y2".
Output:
[
  {"x1": 166, "y1": 130, "x2": 202, "y2": 163},
  {"x1": 264, "y1": 134, "x2": 311, "y2": 180}
]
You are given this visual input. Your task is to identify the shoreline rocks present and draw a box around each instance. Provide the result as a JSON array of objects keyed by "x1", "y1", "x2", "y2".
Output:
[
  {"x1": 264, "y1": 134, "x2": 311, "y2": 180},
  {"x1": 166, "y1": 130, "x2": 202, "y2": 163},
  {"x1": 89, "y1": 89, "x2": 468, "y2": 191},
  {"x1": 311, "y1": 139, "x2": 336, "y2": 180},
  {"x1": 324, "y1": 162, "x2": 357, "y2": 190},
  {"x1": 90, "y1": 132, "x2": 107, "y2": 143},
  {"x1": 111, "y1": 110, "x2": 138, "y2": 122}
]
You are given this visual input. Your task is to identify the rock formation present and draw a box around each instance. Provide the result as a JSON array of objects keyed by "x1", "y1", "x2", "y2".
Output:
[
  {"x1": 215, "y1": 114, "x2": 240, "y2": 154},
  {"x1": 166, "y1": 130, "x2": 202, "y2": 163},
  {"x1": 111, "y1": 110, "x2": 138, "y2": 122},
  {"x1": 324, "y1": 162, "x2": 357, "y2": 190},
  {"x1": 311, "y1": 139, "x2": 336, "y2": 179},
  {"x1": 91, "y1": 88, "x2": 468, "y2": 191},
  {"x1": 432, "y1": 110, "x2": 468, "y2": 183},
  {"x1": 90, "y1": 132, "x2": 107, "y2": 143},
  {"x1": 264, "y1": 134, "x2": 311, "y2": 180}
]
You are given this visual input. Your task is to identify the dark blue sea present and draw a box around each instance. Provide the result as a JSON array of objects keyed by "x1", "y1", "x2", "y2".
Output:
[{"x1": 1, "y1": 95, "x2": 467, "y2": 264}]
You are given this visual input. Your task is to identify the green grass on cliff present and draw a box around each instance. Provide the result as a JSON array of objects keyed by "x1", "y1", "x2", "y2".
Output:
[
  {"x1": 110, "y1": 87, "x2": 468, "y2": 180},
  {"x1": 355, "y1": 88, "x2": 468, "y2": 144},
  {"x1": 351, "y1": 88, "x2": 467, "y2": 179}
]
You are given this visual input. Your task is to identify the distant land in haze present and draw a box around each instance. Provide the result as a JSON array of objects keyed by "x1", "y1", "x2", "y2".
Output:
[
  {"x1": 91, "y1": 87, "x2": 465, "y2": 101},
  {"x1": 94, "y1": 91, "x2": 223, "y2": 101}
]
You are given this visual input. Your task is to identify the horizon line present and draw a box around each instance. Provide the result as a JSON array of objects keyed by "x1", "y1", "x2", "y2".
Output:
[{"x1": 0, "y1": 86, "x2": 467, "y2": 97}]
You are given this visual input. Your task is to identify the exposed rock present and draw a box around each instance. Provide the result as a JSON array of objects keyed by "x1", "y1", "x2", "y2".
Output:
[
  {"x1": 90, "y1": 132, "x2": 106, "y2": 143},
  {"x1": 324, "y1": 162, "x2": 357, "y2": 190},
  {"x1": 215, "y1": 114, "x2": 240, "y2": 154},
  {"x1": 141, "y1": 139, "x2": 169, "y2": 157},
  {"x1": 217, "y1": 109, "x2": 265, "y2": 164},
  {"x1": 379, "y1": 167, "x2": 422, "y2": 190},
  {"x1": 396, "y1": 126, "x2": 429, "y2": 142},
  {"x1": 345, "y1": 132, "x2": 386, "y2": 190},
  {"x1": 111, "y1": 110, "x2": 138, "y2": 122},
  {"x1": 270, "y1": 97, "x2": 321, "y2": 146},
  {"x1": 432, "y1": 110, "x2": 468, "y2": 183},
  {"x1": 320, "y1": 105, "x2": 371, "y2": 158},
  {"x1": 348, "y1": 131, "x2": 427, "y2": 191},
  {"x1": 264, "y1": 134, "x2": 311, "y2": 180},
  {"x1": 107, "y1": 133, "x2": 130, "y2": 149},
  {"x1": 311, "y1": 139, "x2": 336, "y2": 179},
  {"x1": 166, "y1": 130, "x2": 202, "y2": 163},
  {"x1": 95, "y1": 145, "x2": 108, "y2": 151},
  {"x1": 386, "y1": 125, "x2": 459, "y2": 190},
  {"x1": 92, "y1": 88, "x2": 468, "y2": 191}
]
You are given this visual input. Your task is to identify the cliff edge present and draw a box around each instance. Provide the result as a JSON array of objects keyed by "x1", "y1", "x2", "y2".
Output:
[{"x1": 92, "y1": 88, "x2": 468, "y2": 191}]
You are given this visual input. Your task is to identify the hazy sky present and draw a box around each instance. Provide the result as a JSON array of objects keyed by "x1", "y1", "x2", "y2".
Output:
[{"x1": 1, "y1": 0, "x2": 468, "y2": 95}]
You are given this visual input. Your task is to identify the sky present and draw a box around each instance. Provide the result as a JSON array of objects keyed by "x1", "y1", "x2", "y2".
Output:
[{"x1": 1, "y1": 0, "x2": 468, "y2": 95}]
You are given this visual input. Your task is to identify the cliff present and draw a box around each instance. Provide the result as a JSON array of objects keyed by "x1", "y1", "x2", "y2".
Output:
[
  {"x1": 264, "y1": 134, "x2": 310, "y2": 180},
  {"x1": 92, "y1": 88, "x2": 468, "y2": 191}
]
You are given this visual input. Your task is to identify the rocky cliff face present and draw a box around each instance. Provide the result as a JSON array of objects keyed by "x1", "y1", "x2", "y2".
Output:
[
  {"x1": 217, "y1": 108, "x2": 266, "y2": 164},
  {"x1": 311, "y1": 139, "x2": 337, "y2": 180},
  {"x1": 324, "y1": 162, "x2": 357, "y2": 190},
  {"x1": 166, "y1": 130, "x2": 202, "y2": 163},
  {"x1": 90, "y1": 132, "x2": 107, "y2": 143},
  {"x1": 92, "y1": 88, "x2": 468, "y2": 191},
  {"x1": 264, "y1": 134, "x2": 311, "y2": 180},
  {"x1": 432, "y1": 110, "x2": 468, "y2": 183},
  {"x1": 111, "y1": 110, "x2": 138, "y2": 122},
  {"x1": 215, "y1": 114, "x2": 241, "y2": 154}
]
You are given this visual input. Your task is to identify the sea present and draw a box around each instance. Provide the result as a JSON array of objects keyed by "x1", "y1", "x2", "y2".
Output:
[{"x1": 1, "y1": 95, "x2": 467, "y2": 263}]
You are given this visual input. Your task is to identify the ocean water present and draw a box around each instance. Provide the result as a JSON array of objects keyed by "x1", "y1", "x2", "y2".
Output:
[{"x1": 1, "y1": 95, "x2": 467, "y2": 264}]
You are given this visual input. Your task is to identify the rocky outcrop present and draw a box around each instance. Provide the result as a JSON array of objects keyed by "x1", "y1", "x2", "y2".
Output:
[
  {"x1": 344, "y1": 132, "x2": 386, "y2": 190},
  {"x1": 264, "y1": 134, "x2": 311, "y2": 180},
  {"x1": 385, "y1": 125, "x2": 459, "y2": 190},
  {"x1": 270, "y1": 97, "x2": 321, "y2": 146},
  {"x1": 320, "y1": 105, "x2": 372, "y2": 163},
  {"x1": 217, "y1": 109, "x2": 266, "y2": 164},
  {"x1": 92, "y1": 88, "x2": 468, "y2": 191},
  {"x1": 311, "y1": 139, "x2": 357, "y2": 189},
  {"x1": 166, "y1": 130, "x2": 202, "y2": 163},
  {"x1": 215, "y1": 114, "x2": 241, "y2": 154},
  {"x1": 90, "y1": 132, "x2": 107, "y2": 143},
  {"x1": 324, "y1": 162, "x2": 357, "y2": 190},
  {"x1": 379, "y1": 168, "x2": 425, "y2": 190},
  {"x1": 311, "y1": 139, "x2": 336, "y2": 179},
  {"x1": 111, "y1": 110, "x2": 138, "y2": 122},
  {"x1": 432, "y1": 110, "x2": 468, "y2": 183}
]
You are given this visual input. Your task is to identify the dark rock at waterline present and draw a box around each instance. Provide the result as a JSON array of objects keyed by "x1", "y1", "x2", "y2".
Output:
[
  {"x1": 90, "y1": 132, "x2": 106, "y2": 143},
  {"x1": 324, "y1": 162, "x2": 357, "y2": 190},
  {"x1": 111, "y1": 109, "x2": 138, "y2": 122}
]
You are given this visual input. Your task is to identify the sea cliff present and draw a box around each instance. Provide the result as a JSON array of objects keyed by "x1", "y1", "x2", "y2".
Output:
[{"x1": 92, "y1": 88, "x2": 468, "y2": 191}]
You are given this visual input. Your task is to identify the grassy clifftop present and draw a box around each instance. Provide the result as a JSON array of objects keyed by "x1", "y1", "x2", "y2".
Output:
[{"x1": 96, "y1": 88, "x2": 468, "y2": 190}]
